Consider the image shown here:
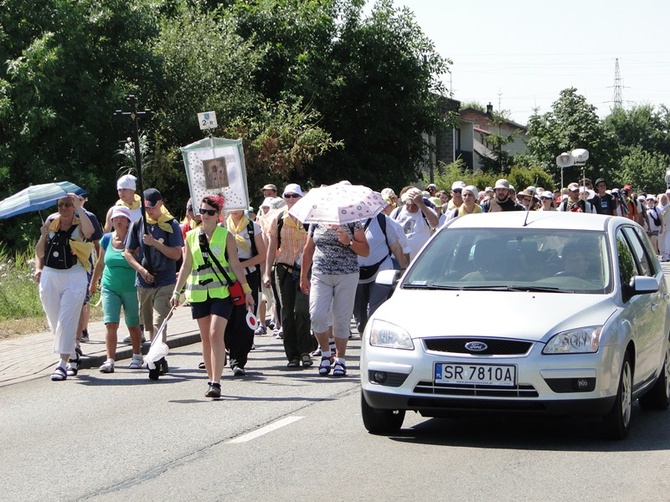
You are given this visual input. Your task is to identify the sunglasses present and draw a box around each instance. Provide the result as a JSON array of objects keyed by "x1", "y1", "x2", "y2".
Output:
[
  {"x1": 284, "y1": 193, "x2": 300, "y2": 198},
  {"x1": 198, "y1": 208, "x2": 217, "y2": 216},
  {"x1": 452, "y1": 189, "x2": 462, "y2": 194}
]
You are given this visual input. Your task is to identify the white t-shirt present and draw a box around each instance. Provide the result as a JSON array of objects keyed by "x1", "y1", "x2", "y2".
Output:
[{"x1": 394, "y1": 207, "x2": 433, "y2": 261}]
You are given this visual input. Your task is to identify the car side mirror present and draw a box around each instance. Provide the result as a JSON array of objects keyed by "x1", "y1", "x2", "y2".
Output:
[
  {"x1": 376, "y1": 268, "x2": 401, "y2": 287},
  {"x1": 630, "y1": 276, "x2": 659, "y2": 295}
]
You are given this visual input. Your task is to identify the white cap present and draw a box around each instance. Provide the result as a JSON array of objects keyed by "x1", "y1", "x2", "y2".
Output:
[
  {"x1": 451, "y1": 181, "x2": 466, "y2": 191},
  {"x1": 282, "y1": 183, "x2": 303, "y2": 197},
  {"x1": 117, "y1": 174, "x2": 137, "y2": 191}
]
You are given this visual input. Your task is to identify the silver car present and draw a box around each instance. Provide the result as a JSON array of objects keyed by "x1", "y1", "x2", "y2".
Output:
[{"x1": 361, "y1": 211, "x2": 670, "y2": 439}]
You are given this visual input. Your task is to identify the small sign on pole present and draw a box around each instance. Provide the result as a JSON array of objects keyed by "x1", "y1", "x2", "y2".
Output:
[{"x1": 197, "y1": 111, "x2": 218, "y2": 130}]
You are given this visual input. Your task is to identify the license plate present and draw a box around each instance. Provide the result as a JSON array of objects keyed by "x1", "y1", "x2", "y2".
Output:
[{"x1": 435, "y1": 363, "x2": 516, "y2": 387}]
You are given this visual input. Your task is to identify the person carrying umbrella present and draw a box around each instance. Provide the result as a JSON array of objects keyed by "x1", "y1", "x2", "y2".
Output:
[
  {"x1": 35, "y1": 193, "x2": 95, "y2": 381},
  {"x1": 299, "y1": 208, "x2": 370, "y2": 377}
]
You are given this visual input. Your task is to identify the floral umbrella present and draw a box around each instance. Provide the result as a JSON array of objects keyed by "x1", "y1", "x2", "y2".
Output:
[
  {"x1": 0, "y1": 181, "x2": 87, "y2": 220},
  {"x1": 289, "y1": 183, "x2": 387, "y2": 225}
]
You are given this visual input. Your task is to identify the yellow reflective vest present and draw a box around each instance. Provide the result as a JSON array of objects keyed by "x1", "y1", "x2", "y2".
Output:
[{"x1": 185, "y1": 226, "x2": 233, "y2": 303}]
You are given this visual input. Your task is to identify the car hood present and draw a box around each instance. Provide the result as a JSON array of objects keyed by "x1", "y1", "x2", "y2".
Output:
[{"x1": 372, "y1": 289, "x2": 618, "y2": 342}]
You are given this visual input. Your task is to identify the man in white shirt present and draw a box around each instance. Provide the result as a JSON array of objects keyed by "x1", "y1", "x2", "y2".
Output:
[{"x1": 392, "y1": 187, "x2": 438, "y2": 263}]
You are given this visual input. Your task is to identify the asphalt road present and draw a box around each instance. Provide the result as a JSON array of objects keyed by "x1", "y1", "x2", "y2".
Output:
[{"x1": 2, "y1": 336, "x2": 670, "y2": 502}]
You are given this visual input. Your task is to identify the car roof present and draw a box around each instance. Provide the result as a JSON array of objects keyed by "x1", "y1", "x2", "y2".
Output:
[{"x1": 441, "y1": 211, "x2": 629, "y2": 233}]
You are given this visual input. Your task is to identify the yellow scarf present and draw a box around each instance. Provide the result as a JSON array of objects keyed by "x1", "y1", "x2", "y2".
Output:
[
  {"x1": 146, "y1": 205, "x2": 175, "y2": 233},
  {"x1": 458, "y1": 204, "x2": 483, "y2": 217},
  {"x1": 226, "y1": 214, "x2": 251, "y2": 253},
  {"x1": 47, "y1": 216, "x2": 94, "y2": 272},
  {"x1": 116, "y1": 194, "x2": 141, "y2": 210},
  {"x1": 282, "y1": 211, "x2": 306, "y2": 242}
]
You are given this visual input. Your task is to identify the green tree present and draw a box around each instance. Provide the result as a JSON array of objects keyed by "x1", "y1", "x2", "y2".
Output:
[{"x1": 525, "y1": 88, "x2": 613, "y2": 186}]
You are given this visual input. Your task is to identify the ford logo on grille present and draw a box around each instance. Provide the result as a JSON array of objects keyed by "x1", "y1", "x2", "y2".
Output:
[{"x1": 465, "y1": 341, "x2": 488, "y2": 352}]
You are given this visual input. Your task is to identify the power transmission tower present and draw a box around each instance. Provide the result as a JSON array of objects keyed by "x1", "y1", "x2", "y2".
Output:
[{"x1": 611, "y1": 58, "x2": 623, "y2": 110}]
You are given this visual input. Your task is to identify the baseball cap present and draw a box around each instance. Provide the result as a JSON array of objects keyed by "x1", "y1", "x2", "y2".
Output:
[
  {"x1": 568, "y1": 182, "x2": 580, "y2": 191},
  {"x1": 117, "y1": 174, "x2": 137, "y2": 191},
  {"x1": 451, "y1": 181, "x2": 466, "y2": 191},
  {"x1": 143, "y1": 188, "x2": 163, "y2": 207},
  {"x1": 282, "y1": 183, "x2": 303, "y2": 197},
  {"x1": 262, "y1": 183, "x2": 278, "y2": 192},
  {"x1": 428, "y1": 196, "x2": 442, "y2": 208},
  {"x1": 110, "y1": 206, "x2": 132, "y2": 221}
]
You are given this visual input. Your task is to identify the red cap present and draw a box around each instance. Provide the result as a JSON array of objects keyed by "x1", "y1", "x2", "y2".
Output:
[{"x1": 623, "y1": 184, "x2": 633, "y2": 191}]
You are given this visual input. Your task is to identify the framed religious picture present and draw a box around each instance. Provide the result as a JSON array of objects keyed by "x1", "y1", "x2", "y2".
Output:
[{"x1": 203, "y1": 157, "x2": 229, "y2": 189}]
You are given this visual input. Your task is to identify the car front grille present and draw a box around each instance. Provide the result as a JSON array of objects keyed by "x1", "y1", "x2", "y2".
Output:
[
  {"x1": 423, "y1": 338, "x2": 533, "y2": 356},
  {"x1": 414, "y1": 381, "x2": 539, "y2": 398}
]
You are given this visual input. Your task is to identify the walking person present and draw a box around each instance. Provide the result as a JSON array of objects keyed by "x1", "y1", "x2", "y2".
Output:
[
  {"x1": 90, "y1": 206, "x2": 144, "y2": 373},
  {"x1": 300, "y1": 220, "x2": 370, "y2": 377},
  {"x1": 34, "y1": 193, "x2": 95, "y2": 381},
  {"x1": 223, "y1": 208, "x2": 266, "y2": 376},
  {"x1": 353, "y1": 213, "x2": 406, "y2": 334},
  {"x1": 171, "y1": 195, "x2": 254, "y2": 398},
  {"x1": 124, "y1": 189, "x2": 183, "y2": 372},
  {"x1": 263, "y1": 184, "x2": 313, "y2": 368}
]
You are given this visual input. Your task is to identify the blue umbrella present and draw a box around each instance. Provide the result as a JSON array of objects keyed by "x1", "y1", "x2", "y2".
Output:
[{"x1": 0, "y1": 181, "x2": 88, "y2": 220}]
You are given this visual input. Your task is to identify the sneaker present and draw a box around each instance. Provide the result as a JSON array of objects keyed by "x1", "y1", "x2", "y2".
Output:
[
  {"x1": 233, "y1": 366, "x2": 246, "y2": 377},
  {"x1": 75, "y1": 344, "x2": 83, "y2": 357},
  {"x1": 80, "y1": 329, "x2": 89, "y2": 343},
  {"x1": 205, "y1": 382, "x2": 221, "y2": 398},
  {"x1": 254, "y1": 325, "x2": 267, "y2": 336},
  {"x1": 311, "y1": 348, "x2": 322, "y2": 357},
  {"x1": 123, "y1": 335, "x2": 147, "y2": 344},
  {"x1": 129, "y1": 357, "x2": 144, "y2": 369},
  {"x1": 99, "y1": 359, "x2": 115, "y2": 373},
  {"x1": 273, "y1": 328, "x2": 284, "y2": 339}
]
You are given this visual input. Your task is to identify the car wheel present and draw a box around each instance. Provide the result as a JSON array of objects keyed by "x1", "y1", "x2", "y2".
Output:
[
  {"x1": 361, "y1": 392, "x2": 405, "y2": 435},
  {"x1": 639, "y1": 341, "x2": 670, "y2": 410},
  {"x1": 602, "y1": 353, "x2": 633, "y2": 440}
]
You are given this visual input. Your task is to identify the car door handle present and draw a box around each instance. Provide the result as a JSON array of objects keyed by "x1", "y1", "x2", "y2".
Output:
[{"x1": 651, "y1": 302, "x2": 659, "y2": 311}]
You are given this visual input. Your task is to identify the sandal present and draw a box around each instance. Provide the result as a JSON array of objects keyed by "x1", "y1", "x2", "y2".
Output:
[
  {"x1": 66, "y1": 355, "x2": 80, "y2": 377},
  {"x1": 318, "y1": 356, "x2": 331, "y2": 376},
  {"x1": 301, "y1": 354, "x2": 313, "y2": 368},
  {"x1": 198, "y1": 361, "x2": 206, "y2": 369},
  {"x1": 332, "y1": 361, "x2": 347, "y2": 377},
  {"x1": 51, "y1": 366, "x2": 67, "y2": 381},
  {"x1": 287, "y1": 359, "x2": 300, "y2": 368}
]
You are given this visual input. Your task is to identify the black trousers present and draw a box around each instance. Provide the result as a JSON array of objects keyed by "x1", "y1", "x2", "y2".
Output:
[{"x1": 224, "y1": 269, "x2": 260, "y2": 369}]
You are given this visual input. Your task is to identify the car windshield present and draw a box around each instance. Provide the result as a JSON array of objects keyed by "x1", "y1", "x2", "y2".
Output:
[{"x1": 403, "y1": 228, "x2": 611, "y2": 294}]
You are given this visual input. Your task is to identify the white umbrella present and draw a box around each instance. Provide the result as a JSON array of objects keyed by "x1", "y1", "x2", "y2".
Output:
[{"x1": 289, "y1": 183, "x2": 387, "y2": 225}]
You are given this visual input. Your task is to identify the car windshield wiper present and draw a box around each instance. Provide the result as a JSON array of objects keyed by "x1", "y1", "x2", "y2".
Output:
[
  {"x1": 402, "y1": 283, "x2": 461, "y2": 290},
  {"x1": 458, "y1": 285, "x2": 573, "y2": 293}
]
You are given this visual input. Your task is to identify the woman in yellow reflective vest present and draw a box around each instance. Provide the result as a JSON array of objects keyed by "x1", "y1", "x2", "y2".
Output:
[{"x1": 171, "y1": 195, "x2": 254, "y2": 398}]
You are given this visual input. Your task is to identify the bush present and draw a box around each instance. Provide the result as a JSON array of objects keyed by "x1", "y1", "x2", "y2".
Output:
[{"x1": 0, "y1": 246, "x2": 43, "y2": 321}]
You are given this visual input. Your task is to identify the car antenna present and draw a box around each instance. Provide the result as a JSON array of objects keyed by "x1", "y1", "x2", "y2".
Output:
[{"x1": 523, "y1": 205, "x2": 531, "y2": 226}]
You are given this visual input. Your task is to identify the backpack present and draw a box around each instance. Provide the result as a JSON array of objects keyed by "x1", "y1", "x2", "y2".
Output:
[{"x1": 45, "y1": 225, "x2": 78, "y2": 269}]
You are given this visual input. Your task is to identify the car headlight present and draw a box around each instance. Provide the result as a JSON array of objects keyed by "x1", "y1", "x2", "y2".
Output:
[
  {"x1": 543, "y1": 327, "x2": 602, "y2": 354},
  {"x1": 368, "y1": 319, "x2": 414, "y2": 350}
]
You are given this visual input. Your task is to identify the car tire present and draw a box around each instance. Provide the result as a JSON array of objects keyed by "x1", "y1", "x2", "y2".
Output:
[
  {"x1": 361, "y1": 392, "x2": 405, "y2": 435},
  {"x1": 602, "y1": 352, "x2": 633, "y2": 440},
  {"x1": 639, "y1": 342, "x2": 670, "y2": 410}
]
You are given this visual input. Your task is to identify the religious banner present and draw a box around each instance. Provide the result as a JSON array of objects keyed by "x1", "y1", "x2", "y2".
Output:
[{"x1": 180, "y1": 137, "x2": 249, "y2": 210}]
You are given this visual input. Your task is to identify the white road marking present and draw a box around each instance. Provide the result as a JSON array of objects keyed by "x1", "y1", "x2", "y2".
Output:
[{"x1": 227, "y1": 416, "x2": 304, "y2": 444}]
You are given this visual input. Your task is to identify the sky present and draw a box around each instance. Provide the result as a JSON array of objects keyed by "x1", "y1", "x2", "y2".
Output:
[{"x1": 389, "y1": 0, "x2": 670, "y2": 125}]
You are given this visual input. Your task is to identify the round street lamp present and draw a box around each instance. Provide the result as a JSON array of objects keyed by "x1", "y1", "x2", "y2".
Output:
[{"x1": 556, "y1": 152, "x2": 575, "y2": 190}]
